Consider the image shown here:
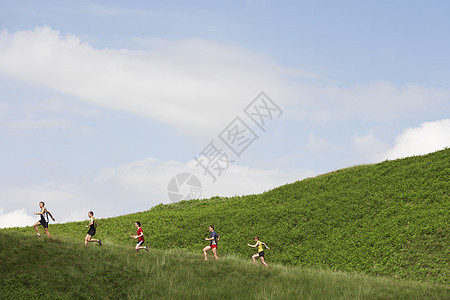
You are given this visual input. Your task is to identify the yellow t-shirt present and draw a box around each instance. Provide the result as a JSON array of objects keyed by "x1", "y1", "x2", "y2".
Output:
[{"x1": 257, "y1": 241, "x2": 264, "y2": 253}]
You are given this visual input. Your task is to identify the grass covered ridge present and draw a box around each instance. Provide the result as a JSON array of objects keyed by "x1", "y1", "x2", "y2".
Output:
[
  {"x1": 3, "y1": 149, "x2": 449, "y2": 286},
  {"x1": 0, "y1": 231, "x2": 448, "y2": 300}
]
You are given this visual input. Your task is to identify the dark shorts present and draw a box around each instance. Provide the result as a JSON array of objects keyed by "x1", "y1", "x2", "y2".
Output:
[
  {"x1": 210, "y1": 244, "x2": 217, "y2": 249},
  {"x1": 137, "y1": 240, "x2": 144, "y2": 246},
  {"x1": 39, "y1": 220, "x2": 48, "y2": 229},
  {"x1": 87, "y1": 228, "x2": 96, "y2": 236},
  {"x1": 258, "y1": 251, "x2": 265, "y2": 257}
]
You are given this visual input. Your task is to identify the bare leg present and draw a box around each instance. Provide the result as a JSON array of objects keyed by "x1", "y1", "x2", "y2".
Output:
[
  {"x1": 33, "y1": 222, "x2": 41, "y2": 236},
  {"x1": 44, "y1": 228, "x2": 51, "y2": 239},
  {"x1": 260, "y1": 256, "x2": 268, "y2": 267},
  {"x1": 135, "y1": 245, "x2": 148, "y2": 252},
  {"x1": 252, "y1": 253, "x2": 258, "y2": 264},
  {"x1": 212, "y1": 247, "x2": 219, "y2": 260},
  {"x1": 135, "y1": 242, "x2": 148, "y2": 253},
  {"x1": 203, "y1": 246, "x2": 211, "y2": 260},
  {"x1": 85, "y1": 232, "x2": 102, "y2": 246},
  {"x1": 86, "y1": 234, "x2": 102, "y2": 244}
]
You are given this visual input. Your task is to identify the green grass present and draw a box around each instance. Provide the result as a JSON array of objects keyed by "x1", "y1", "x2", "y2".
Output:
[
  {"x1": 2, "y1": 149, "x2": 449, "y2": 298},
  {"x1": 12, "y1": 148, "x2": 445, "y2": 283},
  {"x1": 0, "y1": 231, "x2": 448, "y2": 300},
  {"x1": 4, "y1": 149, "x2": 450, "y2": 284}
]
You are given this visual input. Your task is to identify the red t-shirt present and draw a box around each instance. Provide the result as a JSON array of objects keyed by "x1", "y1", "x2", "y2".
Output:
[{"x1": 137, "y1": 227, "x2": 144, "y2": 242}]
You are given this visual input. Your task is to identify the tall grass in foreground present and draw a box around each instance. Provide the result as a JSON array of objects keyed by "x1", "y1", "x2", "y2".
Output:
[
  {"x1": 7, "y1": 149, "x2": 447, "y2": 284},
  {"x1": 0, "y1": 232, "x2": 448, "y2": 299},
  {"x1": 4, "y1": 149, "x2": 449, "y2": 284}
]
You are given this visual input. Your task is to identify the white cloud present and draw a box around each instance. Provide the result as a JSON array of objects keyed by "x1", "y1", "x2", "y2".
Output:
[
  {"x1": 0, "y1": 27, "x2": 301, "y2": 138},
  {"x1": 94, "y1": 157, "x2": 184, "y2": 202},
  {"x1": 0, "y1": 102, "x2": 8, "y2": 116},
  {"x1": 0, "y1": 156, "x2": 313, "y2": 226},
  {"x1": 353, "y1": 132, "x2": 390, "y2": 163},
  {"x1": 0, "y1": 183, "x2": 90, "y2": 226},
  {"x1": 297, "y1": 81, "x2": 450, "y2": 124},
  {"x1": 202, "y1": 162, "x2": 315, "y2": 197},
  {"x1": 0, "y1": 27, "x2": 448, "y2": 138},
  {"x1": 35, "y1": 98, "x2": 100, "y2": 117},
  {"x1": 4, "y1": 117, "x2": 71, "y2": 131},
  {"x1": 379, "y1": 119, "x2": 450, "y2": 160},
  {"x1": 0, "y1": 98, "x2": 98, "y2": 136},
  {"x1": 306, "y1": 132, "x2": 337, "y2": 154},
  {"x1": 78, "y1": 3, "x2": 161, "y2": 16},
  {"x1": 95, "y1": 156, "x2": 315, "y2": 205},
  {"x1": 0, "y1": 207, "x2": 36, "y2": 228}
]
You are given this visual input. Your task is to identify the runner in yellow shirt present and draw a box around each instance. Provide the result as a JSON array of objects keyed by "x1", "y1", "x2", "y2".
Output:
[{"x1": 247, "y1": 236, "x2": 270, "y2": 267}]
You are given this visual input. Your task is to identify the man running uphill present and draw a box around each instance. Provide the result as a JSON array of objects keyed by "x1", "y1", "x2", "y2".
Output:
[
  {"x1": 129, "y1": 221, "x2": 149, "y2": 253},
  {"x1": 33, "y1": 201, "x2": 55, "y2": 239},
  {"x1": 85, "y1": 211, "x2": 102, "y2": 246},
  {"x1": 203, "y1": 225, "x2": 219, "y2": 261}
]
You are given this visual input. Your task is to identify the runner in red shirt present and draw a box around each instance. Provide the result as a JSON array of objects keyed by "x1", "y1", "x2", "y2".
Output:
[{"x1": 129, "y1": 221, "x2": 149, "y2": 252}]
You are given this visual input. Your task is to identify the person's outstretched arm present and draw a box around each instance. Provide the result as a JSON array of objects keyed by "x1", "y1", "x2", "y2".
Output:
[
  {"x1": 247, "y1": 242, "x2": 258, "y2": 247},
  {"x1": 47, "y1": 210, "x2": 56, "y2": 221},
  {"x1": 262, "y1": 242, "x2": 270, "y2": 250}
]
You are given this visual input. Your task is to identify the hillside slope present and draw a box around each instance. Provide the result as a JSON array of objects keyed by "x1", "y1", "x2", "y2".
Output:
[
  {"x1": 0, "y1": 231, "x2": 448, "y2": 300},
  {"x1": 6, "y1": 149, "x2": 450, "y2": 283}
]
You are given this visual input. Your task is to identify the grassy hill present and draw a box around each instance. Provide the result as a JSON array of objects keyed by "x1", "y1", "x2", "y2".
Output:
[
  {"x1": 2, "y1": 149, "x2": 449, "y2": 293},
  {"x1": 0, "y1": 231, "x2": 448, "y2": 299}
]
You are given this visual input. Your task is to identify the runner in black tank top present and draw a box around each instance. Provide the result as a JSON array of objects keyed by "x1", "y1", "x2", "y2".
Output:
[{"x1": 85, "y1": 211, "x2": 102, "y2": 246}]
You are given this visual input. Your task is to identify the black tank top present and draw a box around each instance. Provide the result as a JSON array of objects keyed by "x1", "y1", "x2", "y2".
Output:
[
  {"x1": 89, "y1": 218, "x2": 95, "y2": 231},
  {"x1": 40, "y1": 209, "x2": 49, "y2": 223}
]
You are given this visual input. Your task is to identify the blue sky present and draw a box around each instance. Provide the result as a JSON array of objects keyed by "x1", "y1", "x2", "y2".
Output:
[{"x1": 0, "y1": 1, "x2": 449, "y2": 227}]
